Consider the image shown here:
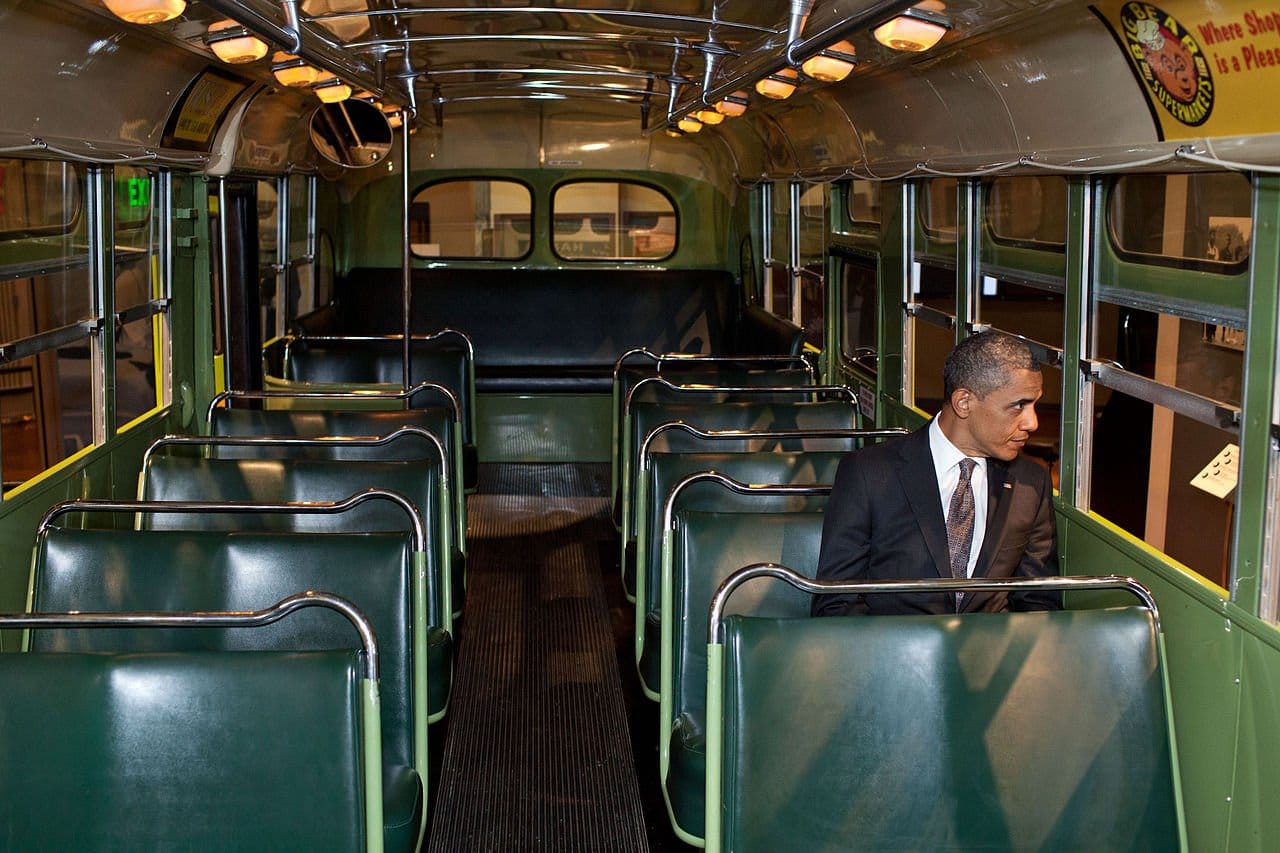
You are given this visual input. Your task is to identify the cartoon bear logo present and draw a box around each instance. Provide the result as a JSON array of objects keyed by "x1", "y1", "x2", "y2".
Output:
[{"x1": 1120, "y1": 2, "x2": 1213, "y2": 126}]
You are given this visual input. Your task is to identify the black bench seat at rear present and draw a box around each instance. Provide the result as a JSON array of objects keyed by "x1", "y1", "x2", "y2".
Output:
[{"x1": 310, "y1": 268, "x2": 802, "y2": 393}]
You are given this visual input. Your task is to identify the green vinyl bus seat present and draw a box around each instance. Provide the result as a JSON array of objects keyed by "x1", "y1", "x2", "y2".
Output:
[
  {"x1": 611, "y1": 350, "x2": 815, "y2": 508},
  {"x1": 29, "y1": 504, "x2": 429, "y2": 851},
  {"x1": 207, "y1": 399, "x2": 467, "y2": 550},
  {"x1": 199, "y1": 410, "x2": 466, "y2": 608},
  {"x1": 620, "y1": 396, "x2": 858, "y2": 594},
  {"x1": 705, "y1": 569, "x2": 1185, "y2": 852},
  {"x1": 616, "y1": 374, "x2": 831, "y2": 528},
  {"x1": 632, "y1": 447, "x2": 849, "y2": 697},
  {"x1": 266, "y1": 330, "x2": 478, "y2": 488},
  {"x1": 0, "y1": 593, "x2": 385, "y2": 852},
  {"x1": 661, "y1": 495, "x2": 828, "y2": 846}
]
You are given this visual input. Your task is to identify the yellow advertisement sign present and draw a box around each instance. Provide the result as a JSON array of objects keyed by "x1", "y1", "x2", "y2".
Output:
[
  {"x1": 169, "y1": 71, "x2": 248, "y2": 146},
  {"x1": 1093, "y1": 1, "x2": 1280, "y2": 140}
]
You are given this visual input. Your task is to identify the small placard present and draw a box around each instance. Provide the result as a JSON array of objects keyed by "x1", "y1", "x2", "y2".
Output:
[{"x1": 1190, "y1": 443, "x2": 1239, "y2": 501}]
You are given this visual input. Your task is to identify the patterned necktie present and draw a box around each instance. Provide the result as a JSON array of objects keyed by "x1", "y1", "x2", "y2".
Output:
[{"x1": 947, "y1": 458, "x2": 977, "y2": 611}]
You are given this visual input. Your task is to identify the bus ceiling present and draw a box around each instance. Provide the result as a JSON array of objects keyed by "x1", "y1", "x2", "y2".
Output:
[{"x1": 6, "y1": 1, "x2": 1280, "y2": 180}]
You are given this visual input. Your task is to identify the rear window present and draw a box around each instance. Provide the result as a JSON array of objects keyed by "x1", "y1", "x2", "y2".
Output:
[
  {"x1": 551, "y1": 181, "x2": 676, "y2": 261},
  {"x1": 985, "y1": 175, "x2": 1067, "y2": 250},
  {"x1": 409, "y1": 179, "x2": 532, "y2": 259}
]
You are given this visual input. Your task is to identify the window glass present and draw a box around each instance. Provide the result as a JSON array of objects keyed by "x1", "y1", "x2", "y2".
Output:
[
  {"x1": 1, "y1": 345, "x2": 94, "y2": 491},
  {"x1": 287, "y1": 175, "x2": 309, "y2": 260},
  {"x1": 911, "y1": 318, "x2": 953, "y2": 414},
  {"x1": 841, "y1": 256, "x2": 878, "y2": 373},
  {"x1": 739, "y1": 237, "x2": 758, "y2": 304},
  {"x1": 411, "y1": 179, "x2": 532, "y2": 259},
  {"x1": 914, "y1": 262, "x2": 955, "y2": 315},
  {"x1": 1088, "y1": 300, "x2": 1243, "y2": 588},
  {"x1": 979, "y1": 279, "x2": 1064, "y2": 351},
  {"x1": 846, "y1": 180, "x2": 882, "y2": 227},
  {"x1": 799, "y1": 184, "x2": 826, "y2": 349},
  {"x1": 113, "y1": 168, "x2": 161, "y2": 427},
  {"x1": 315, "y1": 230, "x2": 335, "y2": 308},
  {"x1": 986, "y1": 176, "x2": 1067, "y2": 248},
  {"x1": 919, "y1": 178, "x2": 957, "y2": 240},
  {"x1": 1109, "y1": 172, "x2": 1251, "y2": 269},
  {"x1": 0, "y1": 159, "x2": 82, "y2": 238},
  {"x1": 768, "y1": 183, "x2": 790, "y2": 316},
  {"x1": 1, "y1": 270, "x2": 93, "y2": 338},
  {"x1": 552, "y1": 181, "x2": 675, "y2": 261}
]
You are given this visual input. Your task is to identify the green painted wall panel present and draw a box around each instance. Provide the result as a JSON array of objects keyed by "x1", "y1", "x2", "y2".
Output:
[
  {"x1": 1232, "y1": 632, "x2": 1280, "y2": 850},
  {"x1": 1060, "y1": 510, "x2": 1242, "y2": 851}
]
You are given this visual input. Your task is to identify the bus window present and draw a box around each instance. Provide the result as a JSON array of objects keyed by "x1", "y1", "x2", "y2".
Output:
[
  {"x1": 114, "y1": 167, "x2": 163, "y2": 428},
  {"x1": 256, "y1": 178, "x2": 280, "y2": 339},
  {"x1": 909, "y1": 263, "x2": 955, "y2": 414},
  {"x1": 798, "y1": 183, "x2": 825, "y2": 350},
  {"x1": 920, "y1": 178, "x2": 958, "y2": 241},
  {"x1": 0, "y1": 159, "x2": 81, "y2": 238},
  {"x1": 986, "y1": 176, "x2": 1068, "y2": 249},
  {"x1": 846, "y1": 180, "x2": 881, "y2": 228},
  {"x1": 767, "y1": 182, "x2": 789, "y2": 315},
  {"x1": 552, "y1": 181, "x2": 676, "y2": 261},
  {"x1": 1109, "y1": 172, "x2": 1251, "y2": 270},
  {"x1": 840, "y1": 255, "x2": 877, "y2": 375},
  {"x1": 1088, "y1": 302, "x2": 1244, "y2": 588},
  {"x1": 285, "y1": 175, "x2": 314, "y2": 324},
  {"x1": 411, "y1": 179, "x2": 532, "y2": 259}
]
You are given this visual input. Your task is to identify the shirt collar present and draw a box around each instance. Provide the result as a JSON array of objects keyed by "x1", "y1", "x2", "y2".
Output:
[{"x1": 928, "y1": 416, "x2": 985, "y2": 480}]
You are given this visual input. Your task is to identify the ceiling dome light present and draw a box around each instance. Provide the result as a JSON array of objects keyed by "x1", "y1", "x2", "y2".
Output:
[
  {"x1": 664, "y1": 127, "x2": 684, "y2": 138},
  {"x1": 206, "y1": 19, "x2": 268, "y2": 64},
  {"x1": 271, "y1": 52, "x2": 319, "y2": 87},
  {"x1": 755, "y1": 68, "x2": 799, "y2": 100},
  {"x1": 802, "y1": 40, "x2": 857, "y2": 82},
  {"x1": 873, "y1": 7, "x2": 951, "y2": 52},
  {"x1": 695, "y1": 109, "x2": 724, "y2": 126},
  {"x1": 676, "y1": 115, "x2": 703, "y2": 134},
  {"x1": 715, "y1": 91, "x2": 750, "y2": 117},
  {"x1": 313, "y1": 73, "x2": 352, "y2": 103},
  {"x1": 103, "y1": 0, "x2": 185, "y2": 24},
  {"x1": 384, "y1": 106, "x2": 404, "y2": 129}
]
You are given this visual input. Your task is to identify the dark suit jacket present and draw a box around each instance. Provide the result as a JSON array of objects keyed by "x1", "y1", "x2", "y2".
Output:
[{"x1": 812, "y1": 424, "x2": 1061, "y2": 615}]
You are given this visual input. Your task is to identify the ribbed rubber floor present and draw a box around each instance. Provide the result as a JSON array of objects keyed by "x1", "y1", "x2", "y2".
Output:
[{"x1": 427, "y1": 463, "x2": 647, "y2": 852}]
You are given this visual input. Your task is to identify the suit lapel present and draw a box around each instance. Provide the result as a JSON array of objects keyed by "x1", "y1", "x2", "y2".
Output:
[
  {"x1": 975, "y1": 459, "x2": 1013, "y2": 577},
  {"x1": 897, "y1": 428, "x2": 951, "y2": 579}
]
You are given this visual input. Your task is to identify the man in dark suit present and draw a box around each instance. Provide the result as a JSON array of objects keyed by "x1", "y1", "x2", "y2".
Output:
[{"x1": 813, "y1": 332, "x2": 1060, "y2": 615}]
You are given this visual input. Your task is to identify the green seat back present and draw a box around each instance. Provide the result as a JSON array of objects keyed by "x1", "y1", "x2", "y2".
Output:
[
  {"x1": 623, "y1": 399, "x2": 856, "y2": 534},
  {"x1": 663, "y1": 510, "x2": 823, "y2": 841},
  {"x1": 283, "y1": 337, "x2": 472, "y2": 440},
  {"x1": 30, "y1": 528, "x2": 419, "y2": 783},
  {"x1": 0, "y1": 649, "x2": 366, "y2": 851},
  {"x1": 718, "y1": 608, "x2": 1182, "y2": 852},
  {"x1": 139, "y1": 456, "x2": 447, "y2": 631}
]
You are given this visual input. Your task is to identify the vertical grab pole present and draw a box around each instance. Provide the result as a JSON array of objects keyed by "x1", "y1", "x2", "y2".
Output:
[{"x1": 401, "y1": 109, "x2": 412, "y2": 402}]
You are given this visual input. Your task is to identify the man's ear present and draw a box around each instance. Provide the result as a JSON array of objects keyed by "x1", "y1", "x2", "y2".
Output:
[{"x1": 950, "y1": 388, "x2": 972, "y2": 418}]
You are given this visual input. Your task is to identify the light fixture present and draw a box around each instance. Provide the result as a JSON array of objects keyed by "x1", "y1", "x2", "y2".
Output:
[
  {"x1": 206, "y1": 19, "x2": 269, "y2": 64},
  {"x1": 103, "y1": 0, "x2": 185, "y2": 24},
  {"x1": 664, "y1": 127, "x2": 684, "y2": 138},
  {"x1": 802, "y1": 40, "x2": 857, "y2": 82},
  {"x1": 271, "y1": 52, "x2": 319, "y2": 87},
  {"x1": 313, "y1": 73, "x2": 352, "y2": 103},
  {"x1": 676, "y1": 115, "x2": 703, "y2": 134},
  {"x1": 755, "y1": 67, "x2": 799, "y2": 100},
  {"x1": 715, "y1": 91, "x2": 750, "y2": 117},
  {"x1": 873, "y1": 7, "x2": 951, "y2": 52},
  {"x1": 352, "y1": 90, "x2": 378, "y2": 103},
  {"x1": 695, "y1": 109, "x2": 725, "y2": 126},
  {"x1": 384, "y1": 106, "x2": 404, "y2": 129}
]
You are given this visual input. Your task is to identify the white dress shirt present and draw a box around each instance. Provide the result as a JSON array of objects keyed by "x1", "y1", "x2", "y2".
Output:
[{"x1": 928, "y1": 417, "x2": 987, "y2": 577}]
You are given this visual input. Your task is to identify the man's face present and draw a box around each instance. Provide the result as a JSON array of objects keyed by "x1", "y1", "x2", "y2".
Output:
[{"x1": 958, "y1": 368, "x2": 1043, "y2": 462}]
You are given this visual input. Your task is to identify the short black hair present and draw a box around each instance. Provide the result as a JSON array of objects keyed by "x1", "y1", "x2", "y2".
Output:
[{"x1": 943, "y1": 332, "x2": 1039, "y2": 399}]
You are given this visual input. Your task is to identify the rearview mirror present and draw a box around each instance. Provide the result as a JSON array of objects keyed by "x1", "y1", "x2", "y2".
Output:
[{"x1": 309, "y1": 99, "x2": 393, "y2": 168}]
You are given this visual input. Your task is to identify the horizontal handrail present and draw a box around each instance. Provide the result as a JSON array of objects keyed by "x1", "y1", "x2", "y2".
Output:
[
  {"x1": 38, "y1": 488, "x2": 427, "y2": 554},
  {"x1": 282, "y1": 327, "x2": 475, "y2": 362},
  {"x1": 625, "y1": 376, "x2": 854, "y2": 413},
  {"x1": 708, "y1": 564, "x2": 1161, "y2": 643},
  {"x1": 207, "y1": 381, "x2": 460, "y2": 424},
  {"x1": 142, "y1": 426, "x2": 449, "y2": 485},
  {"x1": 662, "y1": 471, "x2": 832, "y2": 539},
  {"x1": 1, "y1": 591, "x2": 379, "y2": 680},
  {"x1": 639, "y1": 423, "x2": 905, "y2": 470},
  {"x1": 611, "y1": 347, "x2": 813, "y2": 383}
]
